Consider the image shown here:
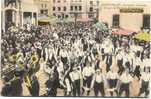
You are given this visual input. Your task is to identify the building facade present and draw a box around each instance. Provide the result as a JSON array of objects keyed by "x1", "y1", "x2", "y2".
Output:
[
  {"x1": 99, "y1": 0, "x2": 151, "y2": 31},
  {"x1": 51, "y1": 0, "x2": 71, "y2": 19},
  {"x1": 34, "y1": 0, "x2": 52, "y2": 17},
  {"x1": 1, "y1": 0, "x2": 38, "y2": 32},
  {"x1": 51, "y1": 0, "x2": 100, "y2": 21}
]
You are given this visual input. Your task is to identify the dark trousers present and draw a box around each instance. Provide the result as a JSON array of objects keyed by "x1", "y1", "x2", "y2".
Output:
[
  {"x1": 138, "y1": 81, "x2": 149, "y2": 97},
  {"x1": 37, "y1": 48, "x2": 41, "y2": 58},
  {"x1": 108, "y1": 79, "x2": 118, "y2": 96},
  {"x1": 117, "y1": 60, "x2": 124, "y2": 75},
  {"x1": 119, "y1": 83, "x2": 130, "y2": 97},
  {"x1": 133, "y1": 66, "x2": 141, "y2": 80},
  {"x1": 83, "y1": 76, "x2": 92, "y2": 95},
  {"x1": 73, "y1": 79, "x2": 80, "y2": 96},
  {"x1": 28, "y1": 81, "x2": 39, "y2": 96},
  {"x1": 61, "y1": 57, "x2": 67, "y2": 65},
  {"x1": 94, "y1": 82, "x2": 105, "y2": 96},
  {"x1": 106, "y1": 54, "x2": 112, "y2": 72}
]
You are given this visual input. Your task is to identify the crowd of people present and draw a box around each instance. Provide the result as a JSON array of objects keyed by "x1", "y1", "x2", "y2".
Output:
[{"x1": 1, "y1": 21, "x2": 150, "y2": 97}]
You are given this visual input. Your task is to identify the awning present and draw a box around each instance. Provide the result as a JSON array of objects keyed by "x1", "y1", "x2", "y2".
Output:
[
  {"x1": 38, "y1": 16, "x2": 57, "y2": 23},
  {"x1": 38, "y1": 16, "x2": 75, "y2": 23},
  {"x1": 93, "y1": 21, "x2": 108, "y2": 31},
  {"x1": 134, "y1": 32, "x2": 151, "y2": 41},
  {"x1": 112, "y1": 28, "x2": 135, "y2": 36}
]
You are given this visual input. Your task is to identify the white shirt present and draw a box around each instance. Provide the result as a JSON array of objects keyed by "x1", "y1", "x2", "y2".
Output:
[
  {"x1": 122, "y1": 53, "x2": 129, "y2": 65},
  {"x1": 83, "y1": 66, "x2": 95, "y2": 77},
  {"x1": 130, "y1": 45, "x2": 143, "y2": 53},
  {"x1": 142, "y1": 58, "x2": 150, "y2": 67},
  {"x1": 65, "y1": 78, "x2": 72, "y2": 92},
  {"x1": 48, "y1": 48, "x2": 53, "y2": 60},
  {"x1": 141, "y1": 72, "x2": 150, "y2": 82},
  {"x1": 69, "y1": 70, "x2": 81, "y2": 82},
  {"x1": 134, "y1": 57, "x2": 142, "y2": 68},
  {"x1": 95, "y1": 73, "x2": 104, "y2": 83},
  {"x1": 57, "y1": 61, "x2": 64, "y2": 79},
  {"x1": 107, "y1": 71, "x2": 119, "y2": 80},
  {"x1": 116, "y1": 52, "x2": 123, "y2": 61},
  {"x1": 60, "y1": 50, "x2": 68, "y2": 58},
  {"x1": 53, "y1": 33, "x2": 59, "y2": 39},
  {"x1": 120, "y1": 72, "x2": 133, "y2": 83}
]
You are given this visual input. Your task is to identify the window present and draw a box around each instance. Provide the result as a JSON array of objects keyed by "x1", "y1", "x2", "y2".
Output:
[
  {"x1": 89, "y1": 7, "x2": 93, "y2": 12},
  {"x1": 64, "y1": 7, "x2": 66, "y2": 11},
  {"x1": 143, "y1": 14, "x2": 150, "y2": 29},
  {"x1": 58, "y1": 7, "x2": 61, "y2": 11},
  {"x1": 53, "y1": 7, "x2": 55, "y2": 11},
  {"x1": 53, "y1": 0, "x2": 55, "y2": 3},
  {"x1": 40, "y1": 10, "x2": 44, "y2": 14},
  {"x1": 58, "y1": 15, "x2": 61, "y2": 18},
  {"x1": 57, "y1": 0, "x2": 60, "y2": 3},
  {"x1": 33, "y1": 13, "x2": 37, "y2": 18},
  {"x1": 64, "y1": 0, "x2": 66, "y2": 2},
  {"x1": 53, "y1": 13, "x2": 56, "y2": 16},
  {"x1": 75, "y1": 6, "x2": 77, "y2": 11},
  {"x1": 79, "y1": 6, "x2": 82, "y2": 11},
  {"x1": 44, "y1": 10, "x2": 48, "y2": 14},
  {"x1": 41, "y1": 4, "x2": 43, "y2": 8},
  {"x1": 70, "y1": 6, "x2": 73, "y2": 11},
  {"x1": 88, "y1": 14, "x2": 94, "y2": 18},
  {"x1": 112, "y1": 14, "x2": 120, "y2": 28},
  {"x1": 40, "y1": 10, "x2": 48, "y2": 15},
  {"x1": 45, "y1": 4, "x2": 47, "y2": 8},
  {"x1": 90, "y1": 1, "x2": 93, "y2": 5},
  {"x1": 65, "y1": 15, "x2": 68, "y2": 18}
]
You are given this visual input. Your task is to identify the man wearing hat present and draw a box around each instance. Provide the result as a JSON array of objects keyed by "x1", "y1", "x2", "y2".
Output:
[{"x1": 91, "y1": 69, "x2": 105, "y2": 96}]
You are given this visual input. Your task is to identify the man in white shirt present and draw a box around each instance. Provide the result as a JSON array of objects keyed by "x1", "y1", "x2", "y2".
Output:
[
  {"x1": 138, "y1": 68, "x2": 150, "y2": 97},
  {"x1": 142, "y1": 56, "x2": 150, "y2": 72},
  {"x1": 133, "y1": 54, "x2": 142, "y2": 80},
  {"x1": 107, "y1": 69, "x2": 119, "y2": 96},
  {"x1": 69, "y1": 66, "x2": 82, "y2": 96},
  {"x1": 91, "y1": 69, "x2": 105, "y2": 96},
  {"x1": 116, "y1": 50, "x2": 124, "y2": 75},
  {"x1": 82, "y1": 63, "x2": 95, "y2": 95},
  {"x1": 118, "y1": 69, "x2": 133, "y2": 97}
]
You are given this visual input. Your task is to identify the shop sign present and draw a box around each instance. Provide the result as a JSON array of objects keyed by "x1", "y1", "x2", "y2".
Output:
[{"x1": 120, "y1": 8, "x2": 144, "y2": 13}]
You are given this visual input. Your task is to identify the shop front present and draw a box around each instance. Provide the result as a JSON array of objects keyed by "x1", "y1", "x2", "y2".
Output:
[{"x1": 99, "y1": 0, "x2": 151, "y2": 31}]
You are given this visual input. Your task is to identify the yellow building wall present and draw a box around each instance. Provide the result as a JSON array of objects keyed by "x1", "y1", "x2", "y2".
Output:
[{"x1": 99, "y1": 0, "x2": 151, "y2": 31}]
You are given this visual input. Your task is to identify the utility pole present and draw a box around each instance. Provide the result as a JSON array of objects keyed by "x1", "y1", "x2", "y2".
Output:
[
  {"x1": 18, "y1": 0, "x2": 22, "y2": 27},
  {"x1": 74, "y1": 12, "x2": 78, "y2": 31}
]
